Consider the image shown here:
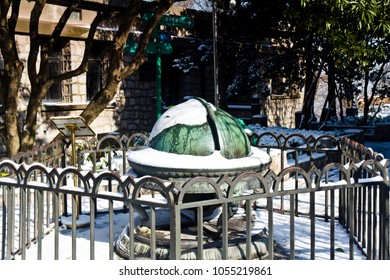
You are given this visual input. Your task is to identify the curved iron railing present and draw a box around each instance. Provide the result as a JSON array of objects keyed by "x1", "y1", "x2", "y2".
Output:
[{"x1": 0, "y1": 132, "x2": 388, "y2": 260}]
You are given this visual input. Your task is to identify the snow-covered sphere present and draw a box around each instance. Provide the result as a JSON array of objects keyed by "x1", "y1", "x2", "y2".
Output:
[
  {"x1": 127, "y1": 97, "x2": 271, "y2": 178},
  {"x1": 149, "y1": 97, "x2": 251, "y2": 159}
]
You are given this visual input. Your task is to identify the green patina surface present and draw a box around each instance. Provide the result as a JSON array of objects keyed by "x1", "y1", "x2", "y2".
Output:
[
  {"x1": 213, "y1": 107, "x2": 251, "y2": 159},
  {"x1": 149, "y1": 123, "x2": 214, "y2": 156},
  {"x1": 149, "y1": 98, "x2": 251, "y2": 159}
]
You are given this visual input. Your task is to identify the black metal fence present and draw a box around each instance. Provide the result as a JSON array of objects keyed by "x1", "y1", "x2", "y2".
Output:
[{"x1": 0, "y1": 132, "x2": 388, "y2": 260}]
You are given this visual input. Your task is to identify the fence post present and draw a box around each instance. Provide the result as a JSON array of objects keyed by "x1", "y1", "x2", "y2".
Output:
[
  {"x1": 6, "y1": 186, "x2": 15, "y2": 260},
  {"x1": 1, "y1": 186, "x2": 6, "y2": 259},
  {"x1": 380, "y1": 182, "x2": 389, "y2": 259},
  {"x1": 169, "y1": 205, "x2": 181, "y2": 260}
]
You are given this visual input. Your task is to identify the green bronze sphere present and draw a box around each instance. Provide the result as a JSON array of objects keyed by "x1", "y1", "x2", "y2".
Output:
[{"x1": 149, "y1": 97, "x2": 251, "y2": 159}]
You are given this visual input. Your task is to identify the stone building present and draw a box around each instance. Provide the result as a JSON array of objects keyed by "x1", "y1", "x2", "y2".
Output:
[{"x1": 1, "y1": 1, "x2": 303, "y2": 154}]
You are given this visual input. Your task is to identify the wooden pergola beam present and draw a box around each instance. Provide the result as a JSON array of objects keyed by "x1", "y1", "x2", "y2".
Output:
[
  {"x1": 41, "y1": 0, "x2": 186, "y2": 13},
  {"x1": 44, "y1": 0, "x2": 125, "y2": 13}
]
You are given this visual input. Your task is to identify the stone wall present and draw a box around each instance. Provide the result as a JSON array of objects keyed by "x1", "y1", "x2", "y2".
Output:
[
  {"x1": 179, "y1": 65, "x2": 214, "y2": 101},
  {"x1": 119, "y1": 76, "x2": 157, "y2": 134},
  {"x1": 0, "y1": 36, "x2": 124, "y2": 154},
  {"x1": 1, "y1": 32, "x2": 302, "y2": 157},
  {"x1": 70, "y1": 40, "x2": 87, "y2": 103},
  {"x1": 117, "y1": 57, "x2": 215, "y2": 135},
  {"x1": 258, "y1": 96, "x2": 303, "y2": 128}
]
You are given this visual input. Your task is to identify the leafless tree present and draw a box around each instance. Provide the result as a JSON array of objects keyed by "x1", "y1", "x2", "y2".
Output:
[{"x1": 0, "y1": 0, "x2": 182, "y2": 156}]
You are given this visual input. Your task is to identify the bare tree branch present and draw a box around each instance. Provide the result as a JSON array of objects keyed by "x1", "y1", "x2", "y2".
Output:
[
  {"x1": 80, "y1": 0, "x2": 178, "y2": 125},
  {"x1": 51, "y1": 11, "x2": 111, "y2": 83},
  {"x1": 8, "y1": 0, "x2": 21, "y2": 32},
  {"x1": 28, "y1": 0, "x2": 46, "y2": 87},
  {"x1": 35, "y1": 3, "x2": 79, "y2": 97},
  {"x1": 122, "y1": 0, "x2": 176, "y2": 78},
  {"x1": 48, "y1": 2, "x2": 79, "y2": 48}
]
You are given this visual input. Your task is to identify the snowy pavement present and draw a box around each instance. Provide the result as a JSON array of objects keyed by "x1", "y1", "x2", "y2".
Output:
[
  {"x1": 17, "y1": 191, "x2": 364, "y2": 260},
  {"x1": 2, "y1": 129, "x2": 388, "y2": 261}
]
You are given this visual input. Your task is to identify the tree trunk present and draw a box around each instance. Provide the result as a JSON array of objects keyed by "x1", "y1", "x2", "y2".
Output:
[
  {"x1": 327, "y1": 58, "x2": 337, "y2": 111},
  {"x1": 21, "y1": 3, "x2": 106, "y2": 151},
  {"x1": 20, "y1": 83, "x2": 53, "y2": 152},
  {"x1": 299, "y1": 34, "x2": 317, "y2": 129},
  {"x1": 337, "y1": 91, "x2": 344, "y2": 121},
  {"x1": 3, "y1": 60, "x2": 24, "y2": 156},
  {"x1": 362, "y1": 70, "x2": 370, "y2": 125},
  {"x1": 361, "y1": 62, "x2": 385, "y2": 125},
  {"x1": 81, "y1": 0, "x2": 175, "y2": 126},
  {"x1": 0, "y1": 0, "x2": 177, "y2": 156},
  {"x1": 81, "y1": 79, "x2": 122, "y2": 125},
  {"x1": 0, "y1": 1, "x2": 24, "y2": 156},
  {"x1": 320, "y1": 57, "x2": 337, "y2": 124}
]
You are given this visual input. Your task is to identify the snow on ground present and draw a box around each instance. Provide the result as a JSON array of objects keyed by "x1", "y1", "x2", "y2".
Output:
[
  {"x1": 18, "y1": 180, "x2": 366, "y2": 260},
  {"x1": 247, "y1": 124, "x2": 335, "y2": 138},
  {"x1": 256, "y1": 210, "x2": 364, "y2": 260},
  {"x1": 18, "y1": 201, "x2": 364, "y2": 260},
  {"x1": 3, "y1": 126, "x2": 389, "y2": 261}
]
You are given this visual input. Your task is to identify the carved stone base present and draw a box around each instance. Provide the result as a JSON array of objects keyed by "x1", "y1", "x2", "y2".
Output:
[{"x1": 115, "y1": 216, "x2": 271, "y2": 260}]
